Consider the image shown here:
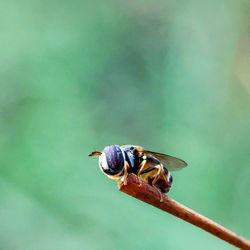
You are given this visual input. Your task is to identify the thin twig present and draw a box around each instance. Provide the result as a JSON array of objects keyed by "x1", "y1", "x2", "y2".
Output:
[{"x1": 119, "y1": 174, "x2": 250, "y2": 250}]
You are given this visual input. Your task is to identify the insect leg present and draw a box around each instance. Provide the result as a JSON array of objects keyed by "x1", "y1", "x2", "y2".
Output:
[
  {"x1": 152, "y1": 165, "x2": 163, "y2": 185},
  {"x1": 156, "y1": 187, "x2": 164, "y2": 202},
  {"x1": 151, "y1": 164, "x2": 165, "y2": 202},
  {"x1": 122, "y1": 162, "x2": 130, "y2": 185},
  {"x1": 136, "y1": 159, "x2": 148, "y2": 186},
  {"x1": 137, "y1": 159, "x2": 147, "y2": 176},
  {"x1": 117, "y1": 178, "x2": 122, "y2": 189}
]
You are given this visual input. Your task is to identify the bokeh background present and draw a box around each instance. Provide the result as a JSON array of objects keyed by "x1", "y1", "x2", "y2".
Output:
[{"x1": 0, "y1": 0, "x2": 249, "y2": 249}]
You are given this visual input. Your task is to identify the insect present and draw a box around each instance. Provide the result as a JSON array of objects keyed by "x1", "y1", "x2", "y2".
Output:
[{"x1": 89, "y1": 145, "x2": 187, "y2": 201}]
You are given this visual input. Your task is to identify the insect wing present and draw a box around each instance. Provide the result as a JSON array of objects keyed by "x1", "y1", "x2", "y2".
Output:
[{"x1": 142, "y1": 150, "x2": 187, "y2": 171}]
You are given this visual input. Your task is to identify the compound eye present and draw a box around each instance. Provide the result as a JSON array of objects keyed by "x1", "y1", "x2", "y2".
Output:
[
  {"x1": 99, "y1": 153, "x2": 109, "y2": 171},
  {"x1": 100, "y1": 145, "x2": 124, "y2": 175}
]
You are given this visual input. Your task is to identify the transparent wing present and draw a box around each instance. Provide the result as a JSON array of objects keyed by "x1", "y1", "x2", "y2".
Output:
[{"x1": 142, "y1": 150, "x2": 187, "y2": 171}]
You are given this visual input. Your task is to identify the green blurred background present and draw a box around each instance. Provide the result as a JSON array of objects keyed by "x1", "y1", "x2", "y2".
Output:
[{"x1": 0, "y1": 0, "x2": 249, "y2": 249}]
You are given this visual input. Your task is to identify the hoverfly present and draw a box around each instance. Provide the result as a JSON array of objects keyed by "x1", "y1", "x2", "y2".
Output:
[{"x1": 89, "y1": 145, "x2": 187, "y2": 201}]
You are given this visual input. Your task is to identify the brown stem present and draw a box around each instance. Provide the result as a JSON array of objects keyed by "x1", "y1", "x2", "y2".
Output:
[{"x1": 119, "y1": 174, "x2": 250, "y2": 250}]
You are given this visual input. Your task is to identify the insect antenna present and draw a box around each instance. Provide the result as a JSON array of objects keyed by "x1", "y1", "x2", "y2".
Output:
[{"x1": 88, "y1": 151, "x2": 102, "y2": 156}]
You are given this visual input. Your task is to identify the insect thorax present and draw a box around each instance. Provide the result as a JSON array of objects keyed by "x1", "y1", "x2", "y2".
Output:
[{"x1": 123, "y1": 146, "x2": 142, "y2": 174}]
